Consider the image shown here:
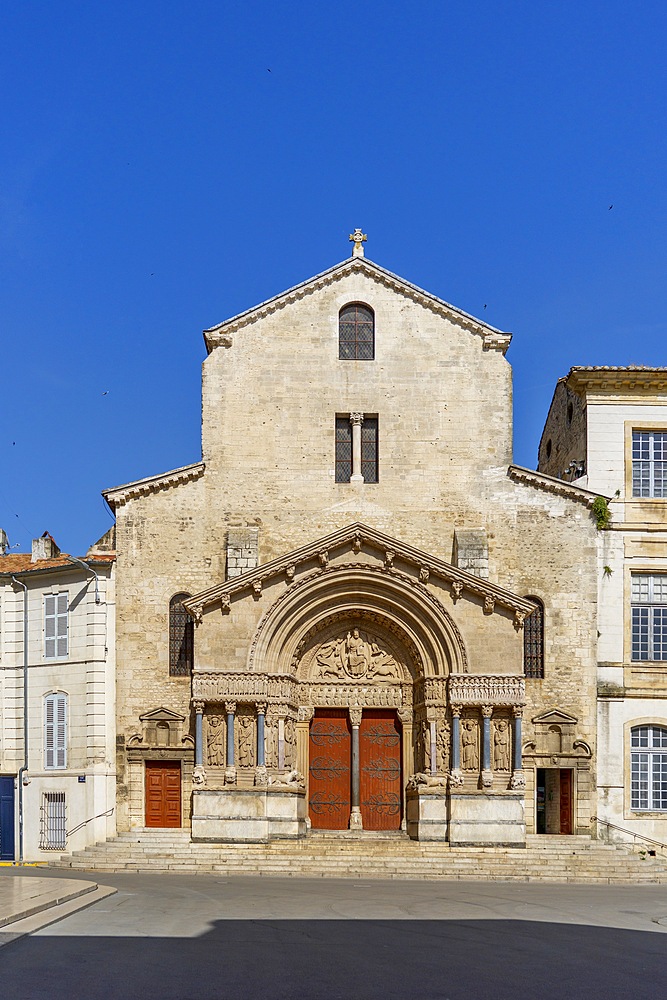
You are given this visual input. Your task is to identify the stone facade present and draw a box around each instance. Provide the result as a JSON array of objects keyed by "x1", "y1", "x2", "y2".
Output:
[
  {"x1": 105, "y1": 252, "x2": 600, "y2": 845},
  {"x1": 0, "y1": 530, "x2": 116, "y2": 861},
  {"x1": 540, "y1": 367, "x2": 667, "y2": 848}
]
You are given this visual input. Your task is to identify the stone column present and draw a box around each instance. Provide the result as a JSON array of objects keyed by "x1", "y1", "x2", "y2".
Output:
[
  {"x1": 349, "y1": 707, "x2": 363, "y2": 830},
  {"x1": 193, "y1": 700, "x2": 204, "y2": 767},
  {"x1": 255, "y1": 702, "x2": 267, "y2": 786},
  {"x1": 297, "y1": 707, "x2": 314, "y2": 796},
  {"x1": 429, "y1": 719, "x2": 437, "y2": 776},
  {"x1": 225, "y1": 700, "x2": 237, "y2": 785},
  {"x1": 397, "y1": 707, "x2": 413, "y2": 786},
  {"x1": 350, "y1": 412, "x2": 364, "y2": 483},
  {"x1": 481, "y1": 706, "x2": 493, "y2": 788},
  {"x1": 450, "y1": 705, "x2": 461, "y2": 772},
  {"x1": 278, "y1": 716, "x2": 285, "y2": 772},
  {"x1": 510, "y1": 707, "x2": 525, "y2": 789}
]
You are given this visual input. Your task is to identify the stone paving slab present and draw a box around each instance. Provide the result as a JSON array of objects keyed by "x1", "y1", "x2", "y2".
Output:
[{"x1": 0, "y1": 874, "x2": 116, "y2": 941}]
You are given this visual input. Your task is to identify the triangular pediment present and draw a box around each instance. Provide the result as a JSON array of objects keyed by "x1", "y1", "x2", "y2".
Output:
[
  {"x1": 203, "y1": 257, "x2": 511, "y2": 355},
  {"x1": 183, "y1": 522, "x2": 535, "y2": 624},
  {"x1": 532, "y1": 708, "x2": 579, "y2": 725},
  {"x1": 139, "y1": 707, "x2": 186, "y2": 723}
]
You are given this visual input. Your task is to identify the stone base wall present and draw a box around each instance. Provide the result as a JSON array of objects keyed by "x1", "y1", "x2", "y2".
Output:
[
  {"x1": 448, "y1": 792, "x2": 525, "y2": 846},
  {"x1": 191, "y1": 787, "x2": 307, "y2": 842}
]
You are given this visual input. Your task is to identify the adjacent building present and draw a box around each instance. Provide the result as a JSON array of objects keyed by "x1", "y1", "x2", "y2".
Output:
[
  {"x1": 539, "y1": 367, "x2": 667, "y2": 847},
  {"x1": 0, "y1": 528, "x2": 116, "y2": 861}
]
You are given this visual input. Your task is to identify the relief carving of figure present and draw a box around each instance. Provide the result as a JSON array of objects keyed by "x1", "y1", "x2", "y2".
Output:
[
  {"x1": 284, "y1": 718, "x2": 296, "y2": 767},
  {"x1": 436, "y1": 722, "x2": 451, "y2": 773},
  {"x1": 421, "y1": 720, "x2": 431, "y2": 772},
  {"x1": 462, "y1": 719, "x2": 479, "y2": 771},
  {"x1": 493, "y1": 719, "x2": 510, "y2": 771},
  {"x1": 265, "y1": 716, "x2": 278, "y2": 769},
  {"x1": 206, "y1": 715, "x2": 225, "y2": 767},
  {"x1": 315, "y1": 627, "x2": 400, "y2": 682},
  {"x1": 238, "y1": 715, "x2": 254, "y2": 768}
]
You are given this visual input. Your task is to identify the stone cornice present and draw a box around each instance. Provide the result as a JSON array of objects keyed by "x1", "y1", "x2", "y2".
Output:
[
  {"x1": 566, "y1": 367, "x2": 667, "y2": 395},
  {"x1": 103, "y1": 462, "x2": 205, "y2": 509},
  {"x1": 183, "y1": 521, "x2": 535, "y2": 623},
  {"x1": 507, "y1": 465, "x2": 608, "y2": 508},
  {"x1": 203, "y1": 257, "x2": 512, "y2": 355}
]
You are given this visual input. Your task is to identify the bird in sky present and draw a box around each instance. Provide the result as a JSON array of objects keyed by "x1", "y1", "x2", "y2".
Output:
[
  {"x1": 608, "y1": 204, "x2": 614, "y2": 210},
  {"x1": 102, "y1": 391, "x2": 109, "y2": 396}
]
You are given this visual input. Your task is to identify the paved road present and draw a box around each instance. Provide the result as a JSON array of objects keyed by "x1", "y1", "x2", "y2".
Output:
[{"x1": 1, "y1": 869, "x2": 667, "y2": 999}]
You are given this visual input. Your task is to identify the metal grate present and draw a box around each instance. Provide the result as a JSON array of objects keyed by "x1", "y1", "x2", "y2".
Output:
[
  {"x1": 169, "y1": 593, "x2": 193, "y2": 675},
  {"x1": 361, "y1": 417, "x2": 379, "y2": 483},
  {"x1": 339, "y1": 304, "x2": 374, "y2": 360},
  {"x1": 523, "y1": 598, "x2": 544, "y2": 678},
  {"x1": 40, "y1": 792, "x2": 66, "y2": 850},
  {"x1": 335, "y1": 418, "x2": 352, "y2": 483}
]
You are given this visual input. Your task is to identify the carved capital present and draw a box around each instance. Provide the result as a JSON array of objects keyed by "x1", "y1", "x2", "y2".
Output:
[
  {"x1": 450, "y1": 704, "x2": 462, "y2": 718},
  {"x1": 224, "y1": 701, "x2": 237, "y2": 716},
  {"x1": 512, "y1": 706, "x2": 524, "y2": 719},
  {"x1": 192, "y1": 699, "x2": 205, "y2": 714},
  {"x1": 349, "y1": 412, "x2": 364, "y2": 426},
  {"x1": 256, "y1": 702, "x2": 267, "y2": 716},
  {"x1": 397, "y1": 707, "x2": 413, "y2": 725},
  {"x1": 481, "y1": 705, "x2": 493, "y2": 719},
  {"x1": 349, "y1": 708, "x2": 363, "y2": 727},
  {"x1": 297, "y1": 706, "x2": 315, "y2": 724}
]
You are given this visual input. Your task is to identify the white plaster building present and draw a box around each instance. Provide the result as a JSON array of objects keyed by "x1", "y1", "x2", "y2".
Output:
[
  {"x1": 0, "y1": 528, "x2": 116, "y2": 861},
  {"x1": 539, "y1": 368, "x2": 667, "y2": 850}
]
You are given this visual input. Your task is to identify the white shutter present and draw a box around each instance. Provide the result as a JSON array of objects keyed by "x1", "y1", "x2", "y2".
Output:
[
  {"x1": 45, "y1": 693, "x2": 67, "y2": 769},
  {"x1": 45, "y1": 593, "x2": 68, "y2": 658}
]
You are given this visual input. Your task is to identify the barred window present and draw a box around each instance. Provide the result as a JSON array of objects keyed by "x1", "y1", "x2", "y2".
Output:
[
  {"x1": 335, "y1": 418, "x2": 352, "y2": 483},
  {"x1": 631, "y1": 725, "x2": 667, "y2": 810},
  {"x1": 339, "y1": 304, "x2": 374, "y2": 360},
  {"x1": 169, "y1": 593, "x2": 194, "y2": 676},
  {"x1": 335, "y1": 415, "x2": 379, "y2": 483},
  {"x1": 361, "y1": 416, "x2": 379, "y2": 483},
  {"x1": 44, "y1": 692, "x2": 67, "y2": 769},
  {"x1": 523, "y1": 597, "x2": 544, "y2": 678},
  {"x1": 632, "y1": 431, "x2": 667, "y2": 497},
  {"x1": 40, "y1": 792, "x2": 66, "y2": 850},
  {"x1": 632, "y1": 574, "x2": 667, "y2": 661}
]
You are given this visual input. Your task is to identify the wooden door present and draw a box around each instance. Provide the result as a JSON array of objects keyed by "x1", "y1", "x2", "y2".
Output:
[
  {"x1": 0, "y1": 776, "x2": 15, "y2": 860},
  {"x1": 308, "y1": 710, "x2": 351, "y2": 830},
  {"x1": 360, "y1": 710, "x2": 402, "y2": 831},
  {"x1": 559, "y1": 769, "x2": 573, "y2": 835},
  {"x1": 145, "y1": 760, "x2": 181, "y2": 828}
]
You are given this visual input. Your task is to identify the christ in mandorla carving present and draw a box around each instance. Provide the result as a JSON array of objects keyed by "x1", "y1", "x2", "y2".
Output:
[{"x1": 315, "y1": 628, "x2": 400, "y2": 682}]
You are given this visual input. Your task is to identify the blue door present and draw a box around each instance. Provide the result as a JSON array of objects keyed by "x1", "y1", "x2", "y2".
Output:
[{"x1": 0, "y1": 776, "x2": 16, "y2": 861}]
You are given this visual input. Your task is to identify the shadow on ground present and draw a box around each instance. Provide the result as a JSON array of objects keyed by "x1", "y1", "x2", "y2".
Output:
[{"x1": 1, "y1": 918, "x2": 665, "y2": 1000}]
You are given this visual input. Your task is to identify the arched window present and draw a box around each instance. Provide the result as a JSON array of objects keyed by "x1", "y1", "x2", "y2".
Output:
[
  {"x1": 523, "y1": 597, "x2": 544, "y2": 678},
  {"x1": 631, "y1": 725, "x2": 667, "y2": 810},
  {"x1": 44, "y1": 692, "x2": 67, "y2": 769},
  {"x1": 339, "y1": 303, "x2": 374, "y2": 360},
  {"x1": 169, "y1": 593, "x2": 193, "y2": 676}
]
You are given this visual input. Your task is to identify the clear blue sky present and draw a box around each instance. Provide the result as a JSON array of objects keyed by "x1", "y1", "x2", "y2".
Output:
[{"x1": 2, "y1": 2, "x2": 666, "y2": 555}]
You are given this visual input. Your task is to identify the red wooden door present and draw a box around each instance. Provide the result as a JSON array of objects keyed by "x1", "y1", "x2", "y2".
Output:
[
  {"x1": 308, "y1": 710, "x2": 351, "y2": 830},
  {"x1": 559, "y1": 769, "x2": 573, "y2": 835},
  {"x1": 360, "y1": 710, "x2": 402, "y2": 830},
  {"x1": 145, "y1": 761, "x2": 181, "y2": 828}
]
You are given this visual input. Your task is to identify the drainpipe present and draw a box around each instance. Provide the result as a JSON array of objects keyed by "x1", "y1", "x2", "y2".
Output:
[
  {"x1": 66, "y1": 555, "x2": 100, "y2": 604},
  {"x1": 11, "y1": 576, "x2": 28, "y2": 863}
]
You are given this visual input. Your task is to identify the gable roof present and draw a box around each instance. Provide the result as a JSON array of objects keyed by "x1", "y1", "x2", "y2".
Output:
[
  {"x1": 567, "y1": 366, "x2": 667, "y2": 394},
  {"x1": 507, "y1": 465, "x2": 608, "y2": 506},
  {"x1": 203, "y1": 256, "x2": 512, "y2": 355},
  {"x1": 183, "y1": 521, "x2": 536, "y2": 623},
  {"x1": 103, "y1": 461, "x2": 205, "y2": 510}
]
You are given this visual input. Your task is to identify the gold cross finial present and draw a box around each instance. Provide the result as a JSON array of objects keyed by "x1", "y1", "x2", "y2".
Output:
[{"x1": 349, "y1": 228, "x2": 367, "y2": 258}]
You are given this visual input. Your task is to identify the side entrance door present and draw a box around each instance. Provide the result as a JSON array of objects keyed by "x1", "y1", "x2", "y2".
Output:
[
  {"x1": 360, "y1": 710, "x2": 402, "y2": 830},
  {"x1": 308, "y1": 710, "x2": 351, "y2": 830},
  {"x1": 145, "y1": 761, "x2": 181, "y2": 828},
  {"x1": 0, "y1": 776, "x2": 15, "y2": 861}
]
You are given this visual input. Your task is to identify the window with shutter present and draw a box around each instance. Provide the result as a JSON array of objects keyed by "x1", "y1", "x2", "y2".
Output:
[
  {"x1": 44, "y1": 593, "x2": 68, "y2": 659},
  {"x1": 45, "y1": 693, "x2": 67, "y2": 769}
]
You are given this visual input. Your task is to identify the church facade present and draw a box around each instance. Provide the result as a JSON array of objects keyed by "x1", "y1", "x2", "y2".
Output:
[{"x1": 104, "y1": 237, "x2": 600, "y2": 846}]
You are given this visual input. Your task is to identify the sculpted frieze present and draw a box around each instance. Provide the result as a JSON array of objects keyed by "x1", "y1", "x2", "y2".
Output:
[{"x1": 448, "y1": 674, "x2": 525, "y2": 707}]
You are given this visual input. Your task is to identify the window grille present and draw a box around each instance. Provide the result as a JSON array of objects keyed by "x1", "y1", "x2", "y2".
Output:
[
  {"x1": 361, "y1": 417, "x2": 379, "y2": 483},
  {"x1": 631, "y1": 726, "x2": 667, "y2": 810},
  {"x1": 335, "y1": 418, "x2": 352, "y2": 483},
  {"x1": 44, "y1": 592, "x2": 68, "y2": 658},
  {"x1": 40, "y1": 792, "x2": 67, "y2": 850},
  {"x1": 632, "y1": 431, "x2": 667, "y2": 497},
  {"x1": 523, "y1": 597, "x2": 544, "y2": 678},
  {"x1": 44, "y1": 693, "x2": 67, "y2": 769},
  {"x1": 631, "y1": 574, "x2": 667, "y2": 661},
  {"x1": 339, "y1": 304, "x2": 375, "y2": 360},
  {"x1": 169, "y1": 593, "x2": 193, "y2": 676}
]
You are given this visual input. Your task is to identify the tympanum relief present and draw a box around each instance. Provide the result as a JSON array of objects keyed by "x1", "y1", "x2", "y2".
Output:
[{"x1": 313, "y1": 627, "x2": 404, "y2": 683}]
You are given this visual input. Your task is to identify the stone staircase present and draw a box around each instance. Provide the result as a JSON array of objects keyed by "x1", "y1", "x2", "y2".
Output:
[{"x1": 49, "y1": 830, "x2": 667, "y2": 883}]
